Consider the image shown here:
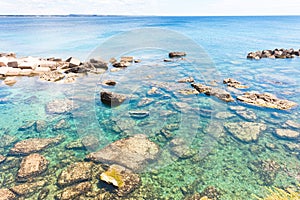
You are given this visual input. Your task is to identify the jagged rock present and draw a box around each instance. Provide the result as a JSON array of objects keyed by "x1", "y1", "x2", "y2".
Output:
[
  {"x1": 191, "y1": 83, "x2": 234, "y2": 102},
  {"x1": 17, "y1": 153, "x2": 48, "y2": 179},
  {"x1": 237, "y1": 92, "x2": 297, "y2": 110},
  {"x1": 57, "y1": 162, "x2": 93, "y2": 187},
  {"x1": 134, "y1": 59, "x2": 141, "y2": 63},
  {"x1": 53, "y1": 119, "x2": 70, "y2": 131},
  {"x1": 0, "y1": 188, "x2": 16, "y2": 200},
  {"x1": 55, "y1": 182, "x2": 91, "y2": 200},
  {"x1": 35, "y1": 120, "x2": 47, "y2": 132},
  {"x1": 64, "y1": 66, "x2": 88, "y2": 74},
  {"x1": 18, "y1": 120, "x2": 36, "y2": 131},
  {"x1": 225, "y1": 122, "x2": 267, "y2": 142},
  {"x1": 86, "y1": 134, "x2": 159, "y2": 171},
  {"x1": 200, "y1": 186, "x2": 222, "y2": 200},
  {"x1": 0, "y1": 155, "x2": 6, "y2": 164},
  {"x1": 9, "y1": 135, "x2": 64, "y2": 155},
  {"x1": 3, "y1": 77, "x2": 17, "y2": 86},
  {"x1": 274, "y1": 129, "x2": 299, "y2": 139},
  {"x1": 178, "y1": 77, "x2": 194, "y2": 83},
  {"x1": 10, "y1": 180, "x2": 45, "y2": 197},
  {"x1": 137, "y1": 98, "x2": 154, "y2": 107},
  {"x1": 37, "y1": 188, "x2": 49, "y2": 200},
  {"x1": 40, "y1": 71, "x2": 64, "y2": 82},
  {"x1": 66, "y1": 57, "x2": 81, "y2": 67},
  {"x1": 100, "y1": 164, "x2": 141, "y2": 196},
  {"x1": 100, "y1": 91, "x2": 126, "y2": 107},
  {"x1": 46, "y1": 99, "x2": 79, "y2": 114},
  {"x1": 129, "y1": 110, "x2": 149, "y2": 119},
  {"x1": 223, "y1": 78, "x2": 248, "y2": 89},
  {"x1": 102, "y1": 80, "x2": 117, "y2": 86},
  {"x1": 65, "y1": 140, "x2": 85, "y2": 150},
  {"x1": 112, "y1": 61, "x2": 131, "y2": 68},
  {"x1": 147, "y1": 87, "x2": 162, "y2": 96},
  {"x1": 169, "y1": 52, "x2": 186, "y2": 58}
]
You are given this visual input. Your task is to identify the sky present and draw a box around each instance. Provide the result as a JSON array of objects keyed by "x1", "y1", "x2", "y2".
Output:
[{"x1": 0, "y1": 0, "x2": 299, "y2": 16}]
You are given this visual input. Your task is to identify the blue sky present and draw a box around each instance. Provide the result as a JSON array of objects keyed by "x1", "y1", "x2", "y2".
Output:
[{"x1": 0, "y1": 0, "x2": 299, "y2": 16}]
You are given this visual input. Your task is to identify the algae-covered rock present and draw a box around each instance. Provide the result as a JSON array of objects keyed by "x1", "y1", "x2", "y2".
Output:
[
  {"x1": 10, "y1": 180, "x2": 45, "y2": 197},
  {"x1": 55, "y1": 182, "x2": 91, "y2": 200},
  {"x1": 100, "y1": 164, "x2": 141, "y2": 196},
  {"x1": 17, "y1": 153, "x2": 48, "y2": 179}
]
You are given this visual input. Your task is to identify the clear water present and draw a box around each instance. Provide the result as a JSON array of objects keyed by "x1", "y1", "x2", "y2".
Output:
[{"x1": 0, "y1": 16, "x2": 300, "y2": 199}]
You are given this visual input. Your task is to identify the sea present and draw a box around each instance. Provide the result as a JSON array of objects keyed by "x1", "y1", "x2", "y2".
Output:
[{"x1": 0, "y1": 16, "x2": 300, "y2": 199}]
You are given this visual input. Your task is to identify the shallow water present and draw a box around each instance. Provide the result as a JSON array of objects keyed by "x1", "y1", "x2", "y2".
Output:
[{"x1": 0, "y1": 16, "x2": 300, "y2": 199}]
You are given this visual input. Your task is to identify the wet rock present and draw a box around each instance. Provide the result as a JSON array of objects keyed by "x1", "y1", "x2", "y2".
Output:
[
  {"x1": 102, "y1": 80, "x2": 117, "y2": 86},
  {"x1": 215, "y1": 112, "x2": 235, "y2": 119},
  {"x1": 170, "y1": 138, "x2": 196, "y2": 159},
  {"x1": 284, "y1": 120, "x2": 300, "y2": 129},
  {"x1": 9, "y1": 135, "x2": 64, "y2": 155},
  {"x1": 224, "y1": 122, "x2": 267, "y2": 142},
  {"x1": 236, "y1": 109, "x2": 257, "y2": 121},
  {"x1": 100, "y1": 91, "x2": 126, "y2": 107},
  {"x1": 191, "y1": 83, "x2": 234, "y2": 102},
  {"x1": 35, "y1": 120, "x2": 47, "y2": 132},
  {"x1": 223, "y1": 78, "x2": 248, "y2": 89},
  {"x1": 46, "y1": 99, "x2": 79, "y2": 114},
  {"x1": 0, "y1": 155, "x2": 6, "y2": 164},
  {"x1": 18, "y1": 120, "x2": 36, "y2": 131},
  {"x1": 0, "y1": 61, "x2": 6, "y2": 67},
  {"x1": 3, "y1": 77, "x2": 17, "y2": 86},
  {"x1": 0, "y1": 188, "x2": 16, "y2": 200},
  {"x1": 66, "y1": 57, "x2": 81, "y2": 67},
  {"x1": 109, "y1": 58, "x2": 117, "y2": 64},
  {"x1": 17, "y1": 153, "x2": 48, "y2": 179},
  {"x1": 86, "y1": 134, "x2": 160, "y2": 171},
  {"x1": 88, "y1": 58, "x2": 108, "y2": 69},
  {"x1": 274, "y1": 129, "x2": 299, "y2": 139},
  {"x1": 55, "y1": 182, "x2": 91, "y2": 200},
  {"x1": 57, "y1": 162, "x2": 93, "y2": 187},
  {"x1": 169, "y1": 52, "x2": 186, "y2": 58},
  {"x1": 0, "y1": 134, "x2": 18, "y2": 148},
  {"x1": 164, "y1": 59, "x2": 172, "y2": 62},
  {"x1": 100, "y1": 164, "x2": 141, "y2": 196},
  {"x1": 178, "y1": 77, "x2": 194, "y2": 83},
  {"x1": 129, "y1": 110, "x2": 149, "y2": 119},
  {"x1": 112, "y1": 62, "x2": 131, "y2": 68},
  {"x1": 137, "y1": 98, "x2": 154, "y2": 107},
  {"x1": 237, "y1": 92, "x2": 297, "y2": 110},
  {"x1": 40, "y1": 71, "x2": 65, "y2": 82},
  {"x1": 134, "y1": 59, "x2": 141, "y2": 63},
  {"x1": 65, "y1": 66, "x2": 88, "y2": 74},
  {"x1": 10, "y1": 180, "x2": 45, "y2": 196},
  {"x1": 53, "y1": 119, "x2": 70, "y2": 131},
  {"x1": 110, "y1": 68, "x2": 122, "y2": 72}
]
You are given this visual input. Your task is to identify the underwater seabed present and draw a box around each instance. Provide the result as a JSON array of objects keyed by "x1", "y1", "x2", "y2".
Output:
[{"x1": 0, "y1": 52, "x2": 300, "y2": 200}]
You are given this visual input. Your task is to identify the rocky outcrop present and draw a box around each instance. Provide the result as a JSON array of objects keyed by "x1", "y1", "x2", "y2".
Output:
[
  {"x1": 55, "y1": 182, "x2": 91, "y2": 200},
  {"x1": 247, "y1": 48, "x2": 300, "y2": 59},
  {"x1": 191, "y1": 83, "x2": 234, "y2": 102},
  {"x1": 274, "y1": 129, "x2": 299, "y2": 139},
  {"x1": 9, "y1": 135, "x2": 64, "y2": 155},
  {"x1": 223, "y1": 78, "x2": 248, "y2": 89},
  {"x1": 57, "y1": 162, "x2": 93, "y2": 187},
  {"x1": 169, "y1": 52, "x2": 186, "y2": 58},
  {"x1": 86, "y1": 134, "x2": 160, "y2": 171},
  {"x1": 225, "y1": 122, "x2": 267, "y2": 142},
  {"x1": 46, "y1": 99, "x2": 79, "y2": 114},
  {"x1": 237, "y1": 92, "x2": 297, "y2": 110},
  {"x1": 10, "y1": 180, "x2": 45, "y2": 197},
  {"x1": 0, "y1": 188, "x2": 16, "y2": 200},
  {"x1": 17, "y1": 153, "x2": 48, "y2": 179},
  {"x1": 100, "y1": 91, "x2": 126, "y2": 107}
]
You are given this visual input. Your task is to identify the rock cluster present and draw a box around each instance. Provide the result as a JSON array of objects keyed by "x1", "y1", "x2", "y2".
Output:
[
  {"x1": 110, "y1": 56, "x2": 136, "y2": 68},
  {"x1": 247, "y1": 48, "x2": 300, "y2": 59},
  {"x1": 191, "y1": 83, "x2": 234, "y2": 102}
]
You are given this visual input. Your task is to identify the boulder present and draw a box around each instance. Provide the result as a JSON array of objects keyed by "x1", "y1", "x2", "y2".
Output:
[
  {"x1": 7, "y1": 61, "x2": 18, "y2": 68},
  {"x1": 177, "y1": 89, "x2": 199, "y2": 95},
  {"x1": 129, "y1": 110, "x2": 149, "y2": 119},
  {"x1": 66, "y1": 57, "x2": 81, "y2": 67},
  {"x1": 169, "y1": 52, "x2": 186, "y2": 58},
  {"x1": 100, "y1": 164, "x2": 141, "y2": 196},
  {"x1": 6, "y1": 68, "x2": 21, "y2": 76},
  {"x1": 247, "y1": 48, "x2": 300, "y2": 60},
  {"x1": 191, "y1": 83, "x2": 234, "y2": 102},
  {"x1": 112, "y1": 61, "x2": 130, "y2": 68},
  {"x1": 86, "y1": 134, "x2": 160, "y2": 171},
  {"x1": 89, "y1": 58, "x2": 108, "y2": 69},
  {"x1": 177, "y1": 77, "x2": 194, "y2": 83},
  {"x1": 0, "y1": 155, "x2": 6, "y2": 164},
  {"x1": 0, "y1": 189, "x2": 16, "y2": 200},
  {"x1": 100, "y1": 91, "x2": 126, "y2": 107},
  {"x1": 18, "y1": 120, "x2": 36, "y2": 131},
  {"x1": 57, "y1": 162, "x2": 93, "y2": 187},
  {"x1": 9, "y1": 135, "x2": 64, "y2": 155},
  {"x1": 18, "y1": 62, "x2": 37, "y2": 70},
  {"x1": 274, "y1": 129, "x2": 299, "y2": 139},
  {"x1": 0, "y1": 61, "x2": 6, "y2": 67},
  {"x1": 237, "y1": 92, "x2": 297, "y2": 110},
  {"x1": 55, "y1": 182, "x2": 91, "y2": 200},
  {"x1": 10, "y1": 180, "x2": 45, "y2": 197},
  {"x1": 46, "y1": 99, "x2": 79, "y2": 114},
  {"x1": 0, "y1": 134, "x2": 18, "y2": 148},
  {"x1": 223, "y1": 78, "x2": 248, "y2": 89},
  {"x1": 32, "y1": 67, "x2": 51, "y2": 74},
  {"x1": 224, "y1": 122, "x2": 267, "y2": 142},
  {"x1": 17, "y1": 153, "x2": 48, "y2": 179},
  {"x1": 40, "y1": 71, "x2": 64, "y2": 82}
]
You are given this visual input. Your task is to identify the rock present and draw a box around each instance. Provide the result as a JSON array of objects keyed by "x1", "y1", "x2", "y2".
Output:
[
  {"x1": 57, "y1": 162, "x2": 93, "y2": 187},
  {"x1": 237, "y1": 92, "x2": 297, "y2": 110},
  {"x1": 0, "y1": 155, "x2": 6, "y2": 164},
  {"x1": 200, "y1": 186, "x2": 221, "y2": 200},
  {"x1": 19, "y1": 69, "x2": 33, "y2": 76},
  {"x1": 137, "y1": 98, "x2": 154, "y2": 107},
  {"x1": 18, "y1": 120, "x2": 36, "y2": 131},
  {"x1": 18, "y1": 62, "x2": 37, "y2": 70},
  {"x1": 284, "y1": 120, "x2": 300, "y2": 129},
  {"x1": 35, "y1": 120, "x2": 47, "y2": 132},
  {"x1": 112, "y1": 61, "x2": 131, "y2": 68},
  {"x1": 102, "y1": 80, "x2": 117, "y2": 86},
  {"x1": 120, "y1": 56, "x2": 134, "y2": 63},
  {"x1": 38, "y1": 188, "x2": 49, "y2": 200},
  {"x1": 17, "y1": 153, "x2": 48, "y2": 179},
  {"x1": 10, "y1": 180, "x2": 45, "y2": 197},
  {"x1": 33, "y1": 67, "x2": 51, "y2": 74},
  {"x1": 0, "y1": 189, "x2": 16, "y2": 200},
  {"x1": 65, "y1": 140, "x2": 85, "y2": 150},
  {"x1": 64, "y1": 66, "x2": 88, "y2": 74},
  {"x1": 109, "y1": 58, "x2": 117, "y2": 64},
  {"x1": 247, "y1": 48, "x2": 300, "y2": 60},
  {"x1": 169, "y1": 52, "x2": 186, "y2": 58},
  {"x1": 223, "y1": 78, "x2": 248, "y2": 89},
  {"x1": 39, "y1": 71, "x2": 64, "y2": 82},
  {"x1": 100, "y1": 164, "x2": 141, "y2": 196},
  {"x1": 66, "y1": 57, "x2": 81, "y2": 67},
  {"x1": 191, "y1": 83, "x2": 234, "y2": 102},
  {"x1": 170, "y1": 138, "x2": 196, "y2": 159},
  {"x1": 46, "y1": 99, "x2": 79, "y2": 114},
  {"x1": 215, "y1": 112, "x2": 235, "y2": 119},
  {"x1": 178, "y1": 77, "x2": 194, "y2": 83},
  {"x1": 3, "y1": 77, "x2": 17, "y2": 86},
  {"x1": 274, "y1": 129, "x2": 299, "y2": 139},
  {"x1": 236, "y1": 110, "x2": 257, "y2": 121},
  {"x1": 89, "y1": 58, "x2": 108, "y2": 69},
  {"x1": 177, "y1": 89, "x2": 199, "y2": 95},
  {"x1": 53, "y1": 119, "x2": 70, "y2": 131},
  {"x1": 55, "y1": 182, "x2": 91, "y2": 200},
  {"x1": 100, "y1": 91, "x2": 126, "y2": 107},
  {"x1": 81, "y1": 135, "x2": 99, "y2": 151},
  {"x1": 134, "y1": 59, "x2": 141, "y2": 63},
  {"x1": 0, "y1": 62, "x2": 6, "y2": 67},
  {"x1": 147, "y1": 87, "x2": 160, "y2": 96},
  {"x1": 7, "y1": 61, "x2": 18, "y2": 68},
  {"x1": 249, "y1": 159, "x2": 280, "y2": 185},
  {"x1": 129, "y1": 110, "x2": 149, "y2": 119},
  {"x1": 224, "y1": 122, "x2": 267, "y2": 142},
  {"x1": 110, "y1": 68, "x2": 122, "y2": 72},
  {"x1": 0, "y1": 134, "x2": 18, "y2": 148},
  {"x1": 164, "y1": 59, "x2": 172, "y2": 62},
  {"x1": 229, "y1": 105, "x2": 246, "y2": 111},
  {"x1": 86, "y1": 134, "x2": 160, "y2": 171},
  {"x1": 9, "y1": 135, "x2": 64, "y2": 155}
]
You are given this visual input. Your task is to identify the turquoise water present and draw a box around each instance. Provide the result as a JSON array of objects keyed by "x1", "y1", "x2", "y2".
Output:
[{"x1": 0, "y1": 16, "x2": 300, "y2": 199}]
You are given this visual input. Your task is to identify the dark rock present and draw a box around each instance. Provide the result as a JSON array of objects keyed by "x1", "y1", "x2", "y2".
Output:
[
  {"x1": 86, "y1": 134, "x2": 160, "y2": 171},
  {"x1": 100, "y1": 91, "x2": 126, "y2": 107},
  {"x1": 247, "y1": 48, "x2": 300, "y2": 60},
  {"x1": 55, "y1": 182, "x2": 91, "y2": 200},
  {"x1": 17, "y1": 153, "x2": 48, "y2": 179},
  {"x1": 169, "y1": 52, "x2": 186, "y2": 58},
  {"x1": 89, "y1": 58, "x2": 108, "y2": 69},
  {"x1": 40, "y1": 71, "x2": 65, "y2": 82},
  {"x1": 163, "y1": 59, "x2": 172, "y2": 62},
  {"x1": 102, "y1": 80, "x2": 117, "y2": 86},
  {"x1": 7, "y1": 61, "x2": 18, "y2": 68},
  {"x1": 129, "y1": 110, "x2": 149, "y2": 119},
  {"x1": 0, "y1": 188, "x2": 16, "y2": 200},
  {"x1": 134, "y1": 59, "x2": 141, "y2": 63},
  {"x1": 249, "y1": 160, "x2": 280, "y2": 185},
  {"x1": 178, "y1": 77, "x2": 194, "y2": 83},
  {"x1": 237, "y1": 92, "x2": 297, "y2": 110},
  {"x1": 46, "y1": 99, "x2": 79, "y2": 114},
  {"x1": 112, "y1": 62, "x2": 130, "y2": 68},
  {"x1": 10, "y1": 180, "x2": 45, "y2": 197},
  {"x1": 65, "y1": 57, "x2": 81, "y2": 67},
  {"x1": 191, "y1": 83, "x2": 234, "y2": 102},
  {"x1": 65, "y1": 66, "x2": 88, "y2": 74},
  {"x1": 274, "y1": 129, "x2": 299, "y2": 139}
]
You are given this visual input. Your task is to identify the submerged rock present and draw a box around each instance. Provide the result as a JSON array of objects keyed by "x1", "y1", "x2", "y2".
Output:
[
  {"x1": 137, "y1": 98, "x2": 154, "y2": 107},
  {"x1": 9, "y1": 135, "x2": 64, "y2": 155},
  {"x1": 35, "y1": 120, "x2": 47, "y2": 133},
  {"x1": 17, "y1": 153, "x2": 48, "y2": 179},
  {"x1": 53, "y1": 119, "x2": 70, "y2": 131},
  {"x1": 0, "y1": 134, "x2": 18, "y2": 148},
  {"x1": 55, "y1": 182, "x2": 91, "y2": 200},
  {"x1": 100, "y1": 91, "x2": 126, "y2": 107},
  {"x1": 3, "y1": 77, "x2": 17, "y2": 86},
  {"x1": 57, "y1": 162, "x2": 93, "y2": 187},
  {"x1": 46, "y1": 99, "x2": 79, "y2": 114},
  {"x1": 86, "y1": 134, "x2": 159, "y2": 171},
  {"x1": 18, "y1": 120, "x2": 36, "y2": 131},
  {"x1": 129, "y1": 110, "x2": 150, "y2": 119},
  {"x1": 169, "y1": 52, "x2": 186, "y2": 58},
  {"x1": 223, "y1": 78, "x2": 248, "y2": 89},
  {"x1": 0, "y1": 188, "x2": 16, "y2": 200},
  {"x1": 274, "y1": 129, "x2": 299, "y2": 139},
  {"x1": 191, "y1": 83, "x2": 234, "y2": 102},
  {"x1": 0, "y1": 155, "x2": 6, "y2": 164},
  {"x1": 10, "y1": 180, "x2": 45, "y2": 197},
  {"x1": 100, "y1": 164, "x2": 141, "y2": 196},
  {"x1": 169, "y1": 138, "x2": 196, "y2": 159},
  {"x1": 237, "y1": 92, "x2": 297, "y2": 110},
  {"x1": 224, "y1": 122, "x2": 267, "y2": 142},
  {"x1": 236, "y1": 109, "x2": 257, "y2": 121}
]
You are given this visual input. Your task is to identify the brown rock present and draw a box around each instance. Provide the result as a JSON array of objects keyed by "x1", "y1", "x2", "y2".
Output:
[
  {"x1": 274, "y1": 129, "x2": 299, "y2": 139},
  {"x1": 191, "y1": 83, "x2": 234, "y2": 102},
  {"x1": 86, "y1": 134, "x2": 160, "y2": 171},
  {"x1": 169, "y1": 52, "x2": 186, "y2": 58},
  {"x1": 7, "y1": 61, "x2": 18, "y2": 68},
  {"x1": 3, "y1": 77, "x2": 17, "y2": 86},
  {"x1": 100, "y1": 91, "x2": 126, "y2": 107},
  {"x1": 120, "y1": 56, "x2": 134, "y2": 63},
  {"x1": 81, "y1": 135, "x2": 99, "y2": 151},
  {"x1": 178, "y1": 77, "x2": 194, "y2": 83},
  {"x1": 102, "y1": 80, "x2": 117, "y2": 86},
  {"x1": 17, "y1": 153, "x2": 48, "y2": 179},
  {"x1": 0, "y1": 189, "x2": 16, "y2": 200},
  {"x1": 35, "y1": 120, "x2": 47, "y2": 133},
  {"x1": 10, "y1": 180, "x2": 45, "y2": 196},
  {"x1": 0, "y1": 62, "x2": 6, "y2": 67},
  {"x1": 55, "y1": 182, "x2": 91, "y2": 200},
  {"x1": 223, "y1": 78, "x2": 248, "y2": 89},
  {"x1": 169, "y1": 138, "x2": 196, "y2": 159}
]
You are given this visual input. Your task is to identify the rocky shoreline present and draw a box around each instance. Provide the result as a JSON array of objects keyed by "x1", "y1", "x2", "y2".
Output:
[{"x1": 247, "y1": 48, "x2": 300, "y2": 60}]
